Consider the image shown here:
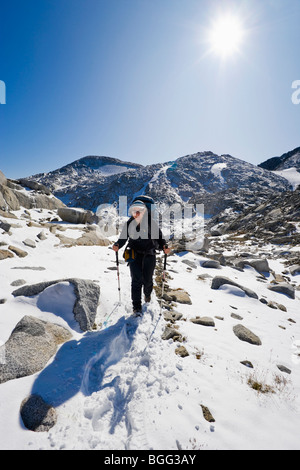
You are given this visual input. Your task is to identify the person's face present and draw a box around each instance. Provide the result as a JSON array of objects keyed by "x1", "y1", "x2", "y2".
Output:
[{"x1": 132, "y1": 208, "x2": 146, "y2": 222}]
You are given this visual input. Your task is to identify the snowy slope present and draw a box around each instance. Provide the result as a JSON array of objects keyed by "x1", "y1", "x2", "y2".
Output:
[
  {"x1": 0, "y1": 208, "x2": 300, "y2": 450},
  {"x1": 273, "y1": 168, "x2": 300, "y2": 190}
]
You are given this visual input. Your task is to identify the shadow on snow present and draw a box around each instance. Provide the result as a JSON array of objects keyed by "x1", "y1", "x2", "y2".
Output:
[{"x1": 30, "y1": 315, "x2": 139, "y2": 413}]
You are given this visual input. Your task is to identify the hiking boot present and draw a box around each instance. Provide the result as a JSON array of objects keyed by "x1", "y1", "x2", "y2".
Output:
[
  {"x1": 133, "y1": 307, "x2": 142, "y2": 317},
  {"x1": 144, "y1": 295, "x2": 151, "y2": 303}
]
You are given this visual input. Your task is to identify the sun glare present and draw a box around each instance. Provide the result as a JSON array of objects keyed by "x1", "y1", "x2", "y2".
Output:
[{"x1": 208, "y1": 14, "x2": 244, "y2": 58}]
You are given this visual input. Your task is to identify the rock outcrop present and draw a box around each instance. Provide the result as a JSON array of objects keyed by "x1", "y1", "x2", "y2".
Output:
[
  {"x1": 207, "y1": 187, "x2": 300, "y2": 246},
  {"x1": 0, "y1": 170, "x2": 65, "y2": 212},
  {"x1": 0, "y1": 316, "x2": 72, "y2": 384},
  {"x1": 57, "y1": 207, "x2": 96, "y2": 224},
  {"x1": 12, "y1": 278, "x2": 100, "y2": 331}
]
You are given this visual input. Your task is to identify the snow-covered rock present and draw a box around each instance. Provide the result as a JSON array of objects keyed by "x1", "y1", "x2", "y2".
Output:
[{"x1": 12, "y1": 278, "x2": 101, "y2": 332}]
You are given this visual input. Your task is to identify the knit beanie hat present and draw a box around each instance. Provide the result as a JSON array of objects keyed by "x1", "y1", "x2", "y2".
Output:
[{"x1": 128, "y1": 200, "x2": 147, "y2": 215}]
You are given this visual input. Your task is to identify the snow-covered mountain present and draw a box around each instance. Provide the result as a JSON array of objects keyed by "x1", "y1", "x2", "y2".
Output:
[
  {"x1": 27, "y1": 152, "x2": 291, "y2": 213},
  {"x1": 259, "y1": 147, "x2": 300, "y2": 190},
  {"x1": 259, "y1": 147, "x2": 300, "y2": 171}
]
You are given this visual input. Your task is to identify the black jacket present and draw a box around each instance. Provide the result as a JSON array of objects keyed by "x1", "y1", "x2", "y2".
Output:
[{"x1": 115, "y1": 214, "x2": 167, "y2": 254}]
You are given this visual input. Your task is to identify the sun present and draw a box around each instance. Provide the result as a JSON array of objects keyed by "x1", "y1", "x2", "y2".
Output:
[{"x1": 208, "y1": 14, "x2": 245, "y2": 58}]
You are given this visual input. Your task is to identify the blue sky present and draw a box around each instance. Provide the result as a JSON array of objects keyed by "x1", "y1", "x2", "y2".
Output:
[{"x1": 1, "y1": 0, "x2": 300, "y2": 179}]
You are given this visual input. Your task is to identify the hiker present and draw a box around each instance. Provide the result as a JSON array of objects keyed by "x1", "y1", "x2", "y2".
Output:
[{"x1": 113, "y1": 197, "x2": 170, "y2": 315}]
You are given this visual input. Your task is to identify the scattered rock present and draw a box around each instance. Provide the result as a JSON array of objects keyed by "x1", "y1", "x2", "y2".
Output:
[
  {"x1": 200, "y1": 405, "x2": 215, "y2": 423},
  {"x1": 272, "y1": 273, "x2": 286, "y2": 283},
  {"x1": 267, "y1": 301, "x2": 287, "y2": 311},
  {"x1": 20, "y1": 394, "x2": 57, "y2": 432},
  {"x1": 164, "y1": 288, "x2": 192, "y2": 304},
  {"x1": 267, "y1": 301, "x2": 278, "y2": 309},
  {"x1": 267, "y1": 282, "x2": 295, "y2": 299},
  {"x1": 163, "y1": 311, "x2": 183, "y2": 322},
  {"x1": 233, "y1": 324, "x2": 262, "y2": 346},
  {"x1": 191, "y1": 316, "x2": 215, "y2": 327},
  {"x1": 0, "y1": 249, "x2": 14, "y2": 260},
  {"x1": 8, "y1": 245, "x2": 28, "y2": 258},
  {"x1": 0, "y1": 315, "x2": 72, "y2": 384},
  {"x1": 161, "y1": 326, "x2": 182, "y2": 341},
  {"x1": 37, "y1": 231, "x2": 47, "y2": 241},
  {"x1": 10, "y1": 279, "x2": 26, "y2": 287},
  {"x1": 247, "y1": 258, "x2": 270, "y2": 273},
  {"x1": 175, "y1": 345, "x2": 189, "y2": 357},
  {"x1": 182, "y1": 259, "x2": 198, "y2": 269},
  {"x1": 289, "y1": 264, "x2": 300, "y2": 276},
  {"x1": 0, "y1": 220, "x2": 11, "y2": 233},
  {"x1": 202, "y1": 260, "x2": 221, "y2": 269},
  {"x1": 231, "y1": 312, "x2": 243, "y2": 320},
  {"x1": 0, "y1": 209, "x2": 17, "y2": 219},
  {"x1": 22, "y1": 239, "x2": 36, "y2": 249},
  {"x1": 240, "y1": 360, "x2": 254, "y2": 368},
  {"x1": 211, "y1": 276, "x2": 258, "y2": 299},
  {"x1": 197, "y1": 273, "x2": 212, "y2": 281},
  {"x1": 277, "y1": 364, "x2": 291, "y2": 374}
]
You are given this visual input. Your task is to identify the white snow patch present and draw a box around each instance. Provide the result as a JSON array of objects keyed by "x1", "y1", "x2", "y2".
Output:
[
  {"x1": 273, "y1": 167, "x2": 300, "y2": 190},
  {"x1": 211, "y1": 163, "x2": 227, "y2": 183}
]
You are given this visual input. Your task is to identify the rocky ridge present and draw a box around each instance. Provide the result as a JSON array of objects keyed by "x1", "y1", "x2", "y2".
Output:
[
  {"x1": 0, "y1": 170, "x2": 65, "y2": 213},
  {"x1": 207, "y1": 187, "x2": 300, "y2": 248},
  {"x1": 26, "y1": 152, "x2": 291, "y2": 212},
  {"x1": 259, "y1": 146, "x2": 300, "y2": 171}
]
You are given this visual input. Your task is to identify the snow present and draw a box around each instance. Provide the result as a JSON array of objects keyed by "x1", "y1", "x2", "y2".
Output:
[
  {"x1": 96, "y1": 165, "x2": 129, "y2": 176},
  {"x1": 132, "y1": 164, "x2": 173, "y2": 202},
  {"x1": 0, "y1": 208, "x2": 300, "y2": 450},
  {"x1": 273, "y1": 167, "x2": 300, "y2": 190},
  {"x1": 210, "y1": 162, "x2": 227, "y2": 184}
]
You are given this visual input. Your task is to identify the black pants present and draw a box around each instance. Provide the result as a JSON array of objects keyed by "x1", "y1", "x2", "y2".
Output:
[{"x1": 129, "y1": 253, "x2": 156, "y2": 309}]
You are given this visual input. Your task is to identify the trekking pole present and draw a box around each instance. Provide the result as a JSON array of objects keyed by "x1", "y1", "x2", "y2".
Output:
[
  {"x1": 160, "y1": 253, "x2": 167, "y2": 316},
  {"x1": 116, "y1": 250, "x2": 121, "y2": 304},
  {"x1": 101, "y1": 250, "x2": 121, "y2": 329}
]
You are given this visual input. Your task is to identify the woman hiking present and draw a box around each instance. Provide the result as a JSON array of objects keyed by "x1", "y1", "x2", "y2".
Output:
[{"x1": 113, "y1": 196, "x2": 170, "y2": 316}]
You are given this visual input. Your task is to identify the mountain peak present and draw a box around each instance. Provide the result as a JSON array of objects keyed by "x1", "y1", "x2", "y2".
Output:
[
  {"x1": 259, "y1": 146, "x2": 300, "y2": 171},
  {"x1": 26, "y1": 151, "x2": 291, "y2": 212}
]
